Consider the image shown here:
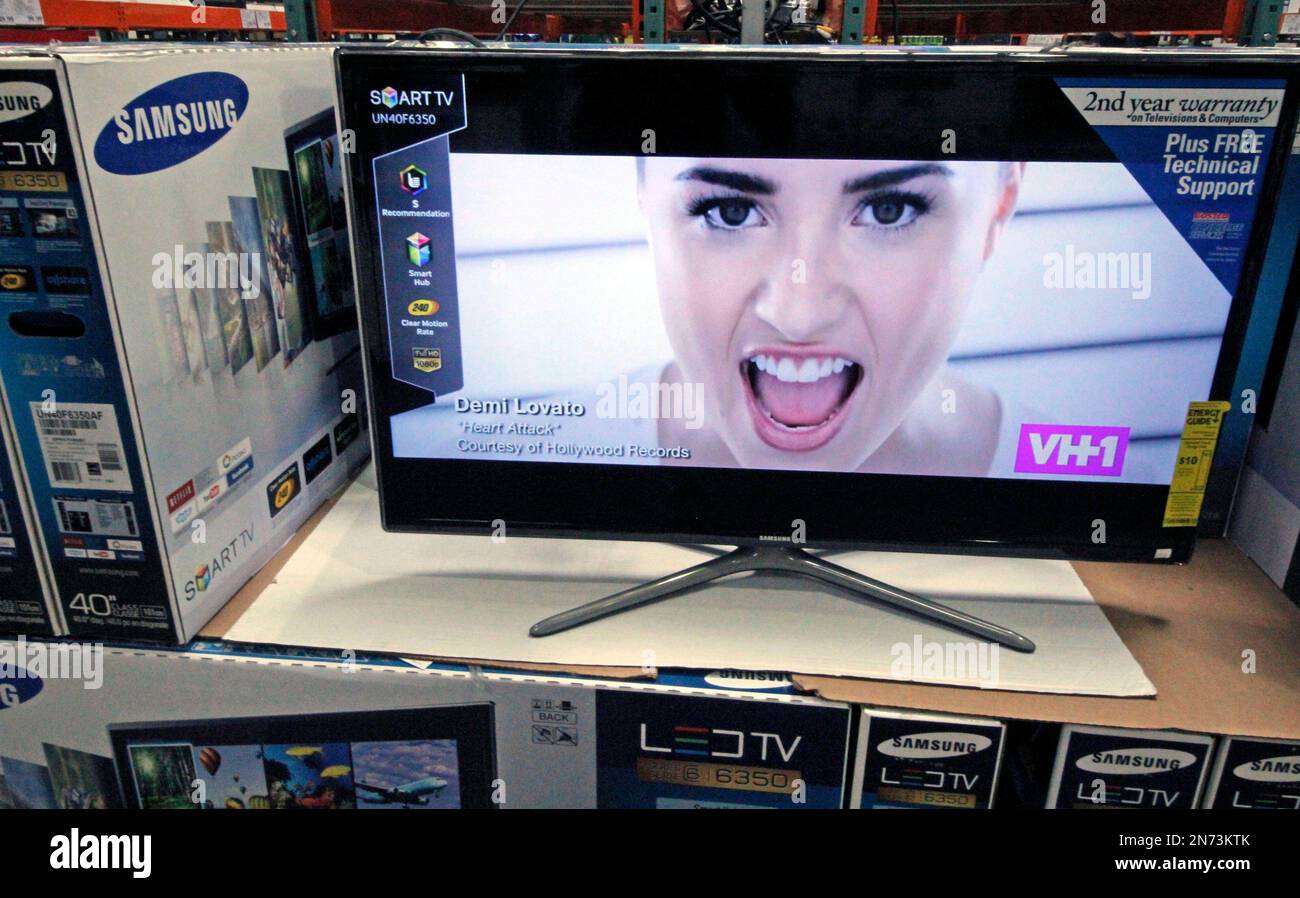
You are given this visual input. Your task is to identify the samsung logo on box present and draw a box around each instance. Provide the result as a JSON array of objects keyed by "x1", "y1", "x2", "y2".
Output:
[
  {"x1": 1233, "y1": 756, "x2": 1300, "y2": 783},
  {"x1": 0, "y1": 82, "x2": 53, "y2": 123},
  {"x1": 701, "y1": 670, "x2": 790, "y2": 691},
  {"x1": 878, "y1": 731, "x2": 992, "y2": 760},
  {"x1": 94, "y1": 72, "x2": 249, "y2": 175},
  {"x1": 0, "y1": 668, "x2": 43, "y2": 709},
  {"x1": 1076, "y1": 747, "x2": 1197, "y2": 776}
]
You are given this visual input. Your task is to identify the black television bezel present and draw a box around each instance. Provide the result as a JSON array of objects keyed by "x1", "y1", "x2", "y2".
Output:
[
  {"x1": 336, "y1": 45, "x2": 1300, "y2": 564},
  {"x1": 108, "y1": 703, "x2": 498, "y2": 810}
]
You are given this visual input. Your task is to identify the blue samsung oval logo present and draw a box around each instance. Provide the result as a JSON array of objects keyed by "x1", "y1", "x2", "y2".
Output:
[
  {"x1": 94, "y1": 72, "x2": 248, "y2": 175},
  {"x1": 0, "y1": 667, "x2": 43, "y2": 709}
]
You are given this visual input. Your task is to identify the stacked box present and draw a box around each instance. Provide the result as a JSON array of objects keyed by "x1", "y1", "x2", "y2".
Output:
[
  {"x1": 0, "y1": 391, "x2": 56, "y2": 636},
  {"x1": 594, "y1": 686, "x2": 852, "y2": 808},
  {"x1": 1203, "y1": 735, "x2": 1300, "y2": 809},
  {"x1": 0, "y1": 45, "x2": 366, "y2": 643},
  {"x1": 851, "y1": 708, "x2": 1006, "y2": 809},
  {"x1": 0, "y1": 640, "x2": 853, "y2": 809},
  {"x1": 1046, "y1": 724, "x2": 1215, "y2": 809}
]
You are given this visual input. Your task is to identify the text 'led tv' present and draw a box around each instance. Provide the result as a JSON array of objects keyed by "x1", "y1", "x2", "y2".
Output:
[{"x1": 337, "y1": 47, "x2": 1297, "y2": 572}]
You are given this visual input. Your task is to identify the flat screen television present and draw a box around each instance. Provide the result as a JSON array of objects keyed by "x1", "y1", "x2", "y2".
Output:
[{"x1": 335, "y1": 45, "x2": 1299, "y2": 649}]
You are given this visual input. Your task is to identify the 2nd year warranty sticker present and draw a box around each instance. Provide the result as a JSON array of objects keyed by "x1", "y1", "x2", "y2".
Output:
[{"x1": 1163, "y1": 400, "x2": 1230, "y2": 527}]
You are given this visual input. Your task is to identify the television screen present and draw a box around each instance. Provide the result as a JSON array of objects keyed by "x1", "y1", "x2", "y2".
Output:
[{"x1": 337, "y1": 47, "x2": 1298, "y2": 562}]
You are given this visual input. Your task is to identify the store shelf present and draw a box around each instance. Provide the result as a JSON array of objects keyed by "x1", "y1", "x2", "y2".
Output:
[
  {"x1": 33, "y1": 0, "x2": 284, "y2": 32},
  {"x1": 315, "y1": 0, "x2": 615, "y2": 36}
]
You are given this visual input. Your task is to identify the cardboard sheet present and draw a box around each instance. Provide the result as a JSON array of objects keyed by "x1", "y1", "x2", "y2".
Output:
[
  {"x1": 223, "y1": 478, "x2": 1153, "y2": 697},
  {"x1": 797, "y1": 538, "x2": 1300, "y2": 740}
]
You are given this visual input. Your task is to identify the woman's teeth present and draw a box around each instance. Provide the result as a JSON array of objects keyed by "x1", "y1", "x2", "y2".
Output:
[{"x1": 749, "y1": 354, "x2": 855, "y2": 383}]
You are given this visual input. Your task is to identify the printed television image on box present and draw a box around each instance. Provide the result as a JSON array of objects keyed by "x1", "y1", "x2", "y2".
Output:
[{"x1": 110, "y1": 704, "x2": 497, "y2": 810}]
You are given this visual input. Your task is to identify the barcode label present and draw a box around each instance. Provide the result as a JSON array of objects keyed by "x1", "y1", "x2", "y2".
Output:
[
  {"x1": 37, "y1": 417, "x2": 98, "y2": 433},
  {"x1": 96, "y1": 444, "x2": 122, "y2": 471},
  {"x1": 51, "y1": 461, "x2": 80, "y2": 483},
  {"x1": 29, "y1": 401, "x2": 133, "y2": 492}
]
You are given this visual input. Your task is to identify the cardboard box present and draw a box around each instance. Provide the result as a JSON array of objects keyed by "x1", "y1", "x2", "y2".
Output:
[
  {"x1": 1205, "y1": 104, "x2": 1300, "y2": 537},
  {"x1": 851, "y1": 708, "x2": 1006, "y2": 809},
  {"x1": 593, "y1": 685, "x2": 852, "y2": 808},
  {"x1": 1046, "y1": 725, "x2": 1215, "y2": 809},
  {"x1": 0, "y1": 45, "x2": 367, "y2": 643},
  {"x1": 0, "y1": 392, "x2": 56, "y2": 636},
  {"x1": 206, "y1": 474, "x2": 1158, "y2": 697},
  {"x1": 0, "y1": 638, "x2": 852, "y2": 809},
  {"x1": 198, "y1": 465, "x2": 1300, "y2": 750},
  {"x1": 1203, "y1": 735, "x2": 1300, "y2": 809},
  {"x1": 1229, "y1": 286, "x2": 1300, "y2": 603}
]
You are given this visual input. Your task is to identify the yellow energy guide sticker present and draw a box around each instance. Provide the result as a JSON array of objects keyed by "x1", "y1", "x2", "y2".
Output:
[{"x1": 1162, "y1": 401, "x2": 1230, "y2": 528}]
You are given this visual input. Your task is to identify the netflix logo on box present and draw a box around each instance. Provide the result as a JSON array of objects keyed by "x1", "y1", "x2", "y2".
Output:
[{"x1": 166, "y1": 481, "x2": 195, "y2": 514}]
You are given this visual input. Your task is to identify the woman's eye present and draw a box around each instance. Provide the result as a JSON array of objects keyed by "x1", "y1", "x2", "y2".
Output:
[
  {"x1": 701, "y1": 198, "x2": 765, "y2": 230},
  {"x1": 853, "y1": 196, "x2": 924, "y2": 229}
]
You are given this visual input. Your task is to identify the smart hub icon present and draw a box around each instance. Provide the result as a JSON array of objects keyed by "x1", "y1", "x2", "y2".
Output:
[{"x1": 407, "y1": 232, "x2": 431, "y2": 267}]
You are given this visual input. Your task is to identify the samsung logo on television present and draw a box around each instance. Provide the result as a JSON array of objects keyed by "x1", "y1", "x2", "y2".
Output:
[
  {"x1": 94, "y1": 72, "x2": 249, "y2": 175},
  {"x1": 1233, "y1": 756, "x2": 1300, "y2": 783},
  {"x1": 1076, "y1": 748, "x2": 1196, "y2": 776},
  {"x1": 878, "y1": 732, "x2": 992, "y2": 760},
  {"x1": 0, "y1": 82, "x2": 53, "y2": 123}
]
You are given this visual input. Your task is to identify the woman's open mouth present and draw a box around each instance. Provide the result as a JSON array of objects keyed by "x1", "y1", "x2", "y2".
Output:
[{"x1": 740, "y1": 348, "x2": 864, "y2": 451}]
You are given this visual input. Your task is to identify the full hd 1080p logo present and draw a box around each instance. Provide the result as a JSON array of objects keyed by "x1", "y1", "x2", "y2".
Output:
[{"x1": 94, "y1": 72, "x2": 249, "y2": 176}]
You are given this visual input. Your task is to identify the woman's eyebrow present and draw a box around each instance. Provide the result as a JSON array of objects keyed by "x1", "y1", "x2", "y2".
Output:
[
  {"x1": 673, "y1": 167, "x2": 777, "y2": 195},
  {"x1": 842, "y1": 163, "x2": 953, "y2": 194}
]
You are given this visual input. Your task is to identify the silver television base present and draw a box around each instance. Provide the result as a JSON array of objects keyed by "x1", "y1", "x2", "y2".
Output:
[{"x1": 529, "y1": 544, "x2": 1036, "y2": 653}]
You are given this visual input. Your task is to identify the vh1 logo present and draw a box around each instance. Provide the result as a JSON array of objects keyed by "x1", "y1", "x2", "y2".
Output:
[{"x1": 1014, "y1": 424, "x2": 1130, "y2": 476}]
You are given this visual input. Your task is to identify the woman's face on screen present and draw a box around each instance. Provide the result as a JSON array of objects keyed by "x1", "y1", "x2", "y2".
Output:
[{"x1": 640, "y1": 157, "x2": 1019, "y2": 470}]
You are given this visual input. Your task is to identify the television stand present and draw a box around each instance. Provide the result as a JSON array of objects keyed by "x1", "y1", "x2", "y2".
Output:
[{"x1": 529, "y1": 544, "x2": 1036, "y2": 653}]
